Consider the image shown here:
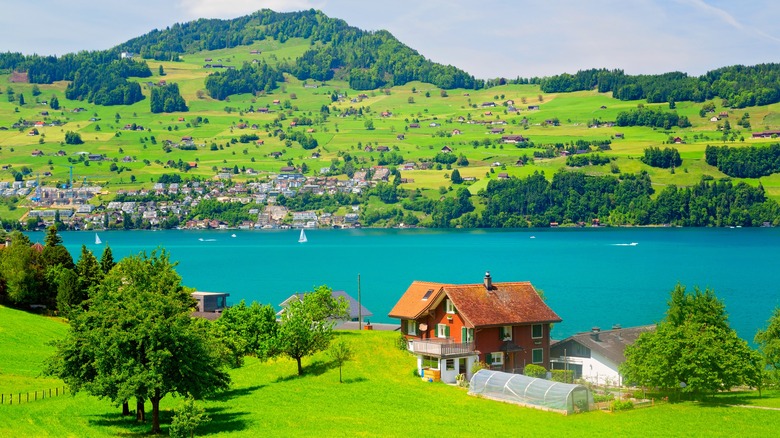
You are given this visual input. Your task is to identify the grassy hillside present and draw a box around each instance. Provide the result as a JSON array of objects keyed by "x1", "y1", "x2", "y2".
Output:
[
  {"x1": 2, "y1": 38, "x2": 780, "y2": 215},
  {"x1": 0, "y1": 307, "x2": 778, "y2": 436}
]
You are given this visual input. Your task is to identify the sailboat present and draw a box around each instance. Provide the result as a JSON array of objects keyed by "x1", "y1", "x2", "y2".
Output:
[
  {"x1": 298, "y1": 229, "x2": 308, "y2": 243},
  {"x1": 95, "y1": 233, "x2": 102, "y2": 245}
]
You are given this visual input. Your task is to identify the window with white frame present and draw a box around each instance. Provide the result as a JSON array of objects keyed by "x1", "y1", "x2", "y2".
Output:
[
  {"x1": 437, "y1": 323, "x2": 450, "y2": 338},
  {"x1": 490, "y1": 352, "x2": 503, "y2": 365},
  {"x1": 445, "y1": 359, "x2": 455, "y2": 371},
  {"x1": 445, "y1": 298, "x2": 456, "y2": 314},
  {"x1": 407, "y1": 320, "x2": 417, "y2": 336},
  {"x1": 461, "y1": 327, "x2": 474, "y2": 343},
  {"x1": 532, "y1": 348, "x2": 543, "y2": 364},
  {"x1": 532, "y1": 324, "x2": 543, "y2": 339},
  {"x1": 500, "y1": 325, "x2": 513, "y2": 341},
  {"x1": 422, "y1": 356, "x2": 438, "y2": 369}
]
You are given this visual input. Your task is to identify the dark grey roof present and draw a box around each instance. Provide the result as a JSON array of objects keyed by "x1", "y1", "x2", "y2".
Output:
[{"x1": 553, "y1": 325, "x2": 656, "y2": 365}]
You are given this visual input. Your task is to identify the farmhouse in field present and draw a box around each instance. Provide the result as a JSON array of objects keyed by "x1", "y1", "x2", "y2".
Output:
[
  {"x1": 389, "y1": 272, "x2": 561, "y2": 384},
  {"x1": 550, "y1": 324, "x2": 655, "y2": 385}
]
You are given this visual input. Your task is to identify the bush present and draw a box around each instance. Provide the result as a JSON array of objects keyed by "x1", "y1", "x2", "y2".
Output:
[
  {"x1": 593, "y1": 393, "x2": 615, "y2": 403},
  {"x1": 524, "y1": 364, "x2": 547, "y2": 378},
  {"x1": 611, "y1": 399, "x2": 634, "y2": 411},
  {"x1": 550, "y1": 369, "x2": 574, "y2": 383},
  {"x1": 169, "y1": 397, "x2": 209, "y2": 437},
  {"x1": 471, "y1": 361, "x2": 488, "y2": 374},
  {"x1": 394, "y1": 333, "x2": 408, "y2": 351}
]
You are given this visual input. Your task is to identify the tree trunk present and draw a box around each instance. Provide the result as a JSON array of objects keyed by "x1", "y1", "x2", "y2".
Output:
[
  {"x1": 151, "y1": 390, "x2": 162, "y2": 434},
  {"x1": 122, "y1": 401, "x2": 130, "y2": 416},
  {"x1": 296, "y1": 357, "x2": 303, "y2": 375},
  {"x1": 339, "y1": 365, "x2": 343, "y2": 383},
  {"x1": 136, "y1": 398, "x2": 145, "y2": 422}
]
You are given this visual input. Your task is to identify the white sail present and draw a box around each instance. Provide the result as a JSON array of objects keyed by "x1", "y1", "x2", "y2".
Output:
[
  {"x1": 298, "y1": 229, "x2": 308, "y2": 243},
  {"x1": 95, "y1": 233, "x2": 102, "y2": 244}
]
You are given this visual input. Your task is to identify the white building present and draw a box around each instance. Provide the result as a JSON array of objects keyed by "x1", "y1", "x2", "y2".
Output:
[{"x1": 549, "y1": 325, "x2": 655, "y2": 386}]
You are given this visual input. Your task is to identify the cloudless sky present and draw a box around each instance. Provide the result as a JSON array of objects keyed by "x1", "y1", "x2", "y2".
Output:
[{"x1": 1, "y1": 0, "x2": 779, "y2": 78}]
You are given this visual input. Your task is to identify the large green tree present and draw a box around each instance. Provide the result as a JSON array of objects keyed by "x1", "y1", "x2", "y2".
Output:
[
  {"x1": 213, "y1": 299, "x2": 279, "y2": 367},
  {"x1": 755, "y1": 307, "x2": 780, "y2": 382},
  {"x1": 621, "y1": 284, "x2": 762, "y2": 399},
  {"x1": 47, "y1": 249, "x2": 230, "y2": 434},
  {"x1": 277, "y1": 285, "x2": 348, "y2": 376},
  {"x1": 0, "y1": 231, "x2": 47, "y2": 306}
]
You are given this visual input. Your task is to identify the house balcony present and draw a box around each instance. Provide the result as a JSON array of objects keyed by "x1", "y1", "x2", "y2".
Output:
[{"x1": 409, "y1": 339, "x2": 475, "y2": 358}]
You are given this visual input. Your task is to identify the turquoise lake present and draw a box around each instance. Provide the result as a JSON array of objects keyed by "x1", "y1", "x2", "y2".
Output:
[{"x1": 32, "y1": 228, "x2": 780, "y2": 341}]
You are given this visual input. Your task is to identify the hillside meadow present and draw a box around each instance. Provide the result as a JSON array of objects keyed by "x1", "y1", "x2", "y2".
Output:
[
  {"x1": 3, "y1": 37, "x2": 780, "y2": 226},
  {"x1": 0, "y1": 305, "x2": 778, "y2": 437}
]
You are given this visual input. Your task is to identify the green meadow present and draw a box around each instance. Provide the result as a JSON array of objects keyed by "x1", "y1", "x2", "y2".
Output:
[
  {"x1": 0, "y1": 305, "x2": 778, "y2": 437},
  {"x1": 3, "y1": 37, "x2": 780, "y2": 222}
]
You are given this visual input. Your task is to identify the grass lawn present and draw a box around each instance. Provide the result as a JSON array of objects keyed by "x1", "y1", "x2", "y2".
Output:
[{"x1": 0, "y1": 306, "x2": 778, "y2": 436}]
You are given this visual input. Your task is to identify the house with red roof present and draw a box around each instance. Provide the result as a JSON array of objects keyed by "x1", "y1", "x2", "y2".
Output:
[{"x1": 389, "y1": 272, "x2": 561, "y2": 383}]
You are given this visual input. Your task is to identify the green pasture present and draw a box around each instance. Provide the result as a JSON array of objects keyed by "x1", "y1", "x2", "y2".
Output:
[
  {"x1": 2, "y1": 40, "x2": 780, "y2": 204},
  {"x1": 0, "y1": 305, "x2": 778, "y2": 437}
]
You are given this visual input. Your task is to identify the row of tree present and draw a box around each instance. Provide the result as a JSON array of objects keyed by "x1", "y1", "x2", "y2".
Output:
[
  {"x1": 641, "y1": 147, "x2": 682, "y2": 169},
  {"x1": 615, "y1": 106, "x2": 691, "y2": 129},
  {"x1": 705, "y1": 144, "x2": 780, "y2": 178},
  {"x1": 204, "y1": 61, "x2": 283, "y2": 100},
  {"x1": 539, "y1": 64, "x2": 780, "y2": 108},
  {"x1": 0, "y1": 228, "x2": 113, "y2": 310},
  {"x1": 477, "y1": 171, "x2": 779, "y2": 228}
]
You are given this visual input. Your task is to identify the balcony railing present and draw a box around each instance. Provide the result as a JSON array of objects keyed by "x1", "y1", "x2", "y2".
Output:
[{"x1": 410, "y1": 339, "x2": 475, "y2": 358}]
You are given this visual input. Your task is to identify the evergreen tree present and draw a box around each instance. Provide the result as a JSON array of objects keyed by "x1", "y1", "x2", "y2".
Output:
[
  {"x1": 75, "y1": 245, "x2": 103, "y2": 299},
  {"x1": 100, "y1": 245, "x2": 115, "y2": 274}
]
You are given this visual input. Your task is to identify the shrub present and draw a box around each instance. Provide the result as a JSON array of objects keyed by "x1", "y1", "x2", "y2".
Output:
[
  {"x1": 524, "y1": 364, "x2": 546, "y2": 378},
  {"x1": 611, "y1": 399, "x2": 634, "y2": 411},
  {"x1": 550, "y1": 369, "x2": 574, "y2": 383},
  {"x1": 593, "y1": 393, "x2": 615, "y2": 403},
  {"x1": 471, "y1": 361, "x2": 488, "y2": 374},
  {"x1": 394, "y1": 333, "x2": 408, "y2": 351}
]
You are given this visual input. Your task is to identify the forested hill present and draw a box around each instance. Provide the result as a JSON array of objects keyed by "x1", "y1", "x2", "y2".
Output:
[
  {"x1": 117, "y1": 9, "x2": 481, "y2": 91},
  {"x1": 538, "y1": 64, "x2": 780, "y2": 108}
]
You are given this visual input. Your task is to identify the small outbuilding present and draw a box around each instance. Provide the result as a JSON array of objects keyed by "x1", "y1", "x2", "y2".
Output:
[
  {"x1": 468, "y1": 369, "x2": 593, "y2": 415},
  {"x1": 191, "y1": 291, "x2": 229, "y2": 320}
]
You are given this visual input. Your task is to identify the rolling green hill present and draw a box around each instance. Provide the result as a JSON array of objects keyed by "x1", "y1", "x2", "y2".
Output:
[{"x1": 2, "y1": 10, "x2": 780, "y2": 226}]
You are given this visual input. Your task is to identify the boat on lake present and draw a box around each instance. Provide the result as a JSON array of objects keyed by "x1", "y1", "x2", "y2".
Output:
[
  {"x1": 298, "y1": 229, "x2": 308, "y2": 243},
  {"x1": 95, "y1": 233, "x2": 102, "y2": 245}
]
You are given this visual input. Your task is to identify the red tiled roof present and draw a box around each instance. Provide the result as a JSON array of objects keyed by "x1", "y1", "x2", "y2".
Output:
[
  {"x1": 445, "y1": 282, "x2": 561, "y2": 327},
  {"x1": 388, "y1": 279, "x2": 561, "y2": 327}
]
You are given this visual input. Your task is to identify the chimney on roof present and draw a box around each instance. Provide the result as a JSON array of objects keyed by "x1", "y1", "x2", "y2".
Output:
[
  {"x1": 590, "y1": 327, "x2": 601, "y2": 341},
  {"x1": 484, "y1": 271, "x2": 492, "y2": 290}
]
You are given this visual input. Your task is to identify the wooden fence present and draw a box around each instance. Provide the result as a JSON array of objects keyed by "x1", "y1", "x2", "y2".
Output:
[{"x1": 1, "y1": 386, "x2": 68, "y2": 405}]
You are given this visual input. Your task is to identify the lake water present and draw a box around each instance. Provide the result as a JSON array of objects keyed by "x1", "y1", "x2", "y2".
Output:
[{"x1": 31, "y1": 228, "x2": 780, "y2": 342}]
